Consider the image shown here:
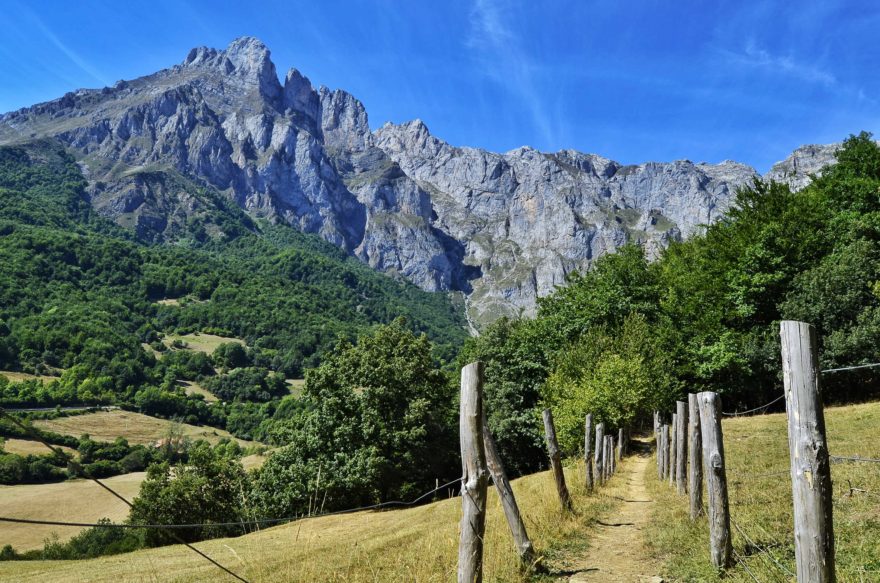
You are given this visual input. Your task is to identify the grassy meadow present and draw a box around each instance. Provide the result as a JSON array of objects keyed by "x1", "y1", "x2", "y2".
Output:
[
  {"x1": 33, "y1": 410, "x2": 253, "y2": 447},
  {"x1": 0, "y1": 472, "x2": 146, "y2": 551},
  {"x1": 0, "y1": 458, "x2": 635, "y2": 582},
  {"x1": 647, "y1": 401, "x2": 880, "y2": 582}
]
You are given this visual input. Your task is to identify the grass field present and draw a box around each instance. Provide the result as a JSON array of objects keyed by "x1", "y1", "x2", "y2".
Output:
[
  {"x1": 286, "y1": 378, "x2": 305, "y2": 397},
  {"x1": 0, "y1": 457, "x2": 635, "y2": 582},
  {"x1": 0, "y1": 371, "x2": 60, "y2": 384},
  {"x1": 162, "y1": 333, "x2": 245, "y2": 355},
  {"x1": 33, "y1": 410, "x2": 254, "y2": 447},
  {"x1": 0, "y1": 472, "x2": 146, "y2": 551},
  {"x1": 1, "y1": 438, "x2": 76, "y2": 457},
  {"x1": 647, "y1": 401, "x2": 880, "y2": 582},
  {"x1": 178, "y1": 380, "x2": 218, "y2": 402}
]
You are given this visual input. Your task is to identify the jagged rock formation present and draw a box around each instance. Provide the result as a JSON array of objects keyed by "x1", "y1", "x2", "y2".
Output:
[
  {"x1": 765, "y1": 144, "x2": 839, "y2": 191},
  {"x1": 0, "y1": 37, "x2": 837, "y2": 325}
]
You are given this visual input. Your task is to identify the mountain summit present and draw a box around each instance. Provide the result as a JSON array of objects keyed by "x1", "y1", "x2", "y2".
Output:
[{"x1": 0, "y1": 37, "x2": 838, "y2": 324}]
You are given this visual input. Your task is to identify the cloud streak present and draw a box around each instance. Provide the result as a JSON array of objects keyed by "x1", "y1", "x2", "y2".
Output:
[
  {"x1": 467, "y1": 0, "x2": 558, "y2": 148},
  {"x1": 25, "y1": 8, "x2": 110, "y2": 87},
  {"x1": 724, "y1": 39, "x2": 836, "y2": 86}
]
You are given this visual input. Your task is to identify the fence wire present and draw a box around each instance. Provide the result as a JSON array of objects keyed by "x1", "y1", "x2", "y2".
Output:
[{"x1": 0, "y1": 406, "x2": 470, "y2": 581}]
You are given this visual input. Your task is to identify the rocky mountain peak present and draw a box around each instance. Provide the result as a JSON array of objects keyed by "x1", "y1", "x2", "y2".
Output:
[
  {"x1": 0, "y1": 37, "x2": 841, "y2": 327},
  {"x1": 182, "y1": 36, "x2": 282, "y2": 105}
]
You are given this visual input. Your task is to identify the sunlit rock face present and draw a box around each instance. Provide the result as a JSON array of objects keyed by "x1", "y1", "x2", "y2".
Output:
[{"x1": 0, "y1": 37, "x2": 832, "y2": 325}]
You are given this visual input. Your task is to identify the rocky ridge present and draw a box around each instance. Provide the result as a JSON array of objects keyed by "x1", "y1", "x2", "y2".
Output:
[{"x1": 0, "y1": 37, "x2": 840, "y2": 325}]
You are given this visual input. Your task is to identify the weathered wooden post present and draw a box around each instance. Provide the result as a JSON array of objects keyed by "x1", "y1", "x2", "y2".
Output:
[
  {"x1": 676, "y1": 400, "x2": 687, "y2": 495},
  {"x1": 459, "y1": 362, "x2": 489, "y2": 583},
  {"x1": 697, "y1": 391, "x2": 732, "y2": 569},
  {"x1": 609, "y1": 436, "x2": 615, "y2": 476},
  {"x1": 608, "y1": 436, "x2": 615, "y2": 476},
  {"x1": 617, "y1": 427, "x2": 624, "y2": 462},
  {"x1": 688, "y1": 394, "x2": 703, "y2": 520},
  {"x1": 543, "y1": 408, "x2": 573, "y2": 512},
  {"x1": 658, "y1": 424, "x2": 667, "y2": 480},
  {"x1": 482, "y1": 411, "x2": 536, "y2": 567},
  {"x1": 780, "y1": 321, "x2": 836, "y2": 583},
  {"x1": 584, "y1": 414, "x2": 594, "y2": 491},
  {"x1": 669, "y1": 413, "x2": 677, "y2": 486},
  {"x1": 654, "y1": 412, "x2": 661, "y2": 478},
  {"x1": 595, "y1": 423, "x2": 605, "y2": 484},
  {"x1": 601, "y1": 436, "x2": 607, "y2": 480}
]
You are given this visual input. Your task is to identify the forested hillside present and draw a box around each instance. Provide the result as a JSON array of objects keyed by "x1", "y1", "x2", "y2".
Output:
[
  {"x1": 464, "y1": 131, "x2": 880, "y2": 458},
  {"x1": 0, "y1": 139, "x2": 467, "y2": 419}
]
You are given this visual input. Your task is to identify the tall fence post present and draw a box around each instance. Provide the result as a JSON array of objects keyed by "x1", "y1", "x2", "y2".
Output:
[
  {"x1": 595, "y1": 423, "x2": 605, "y2": 484},
  {"x1": 676, "y1": 400, "x2": 687, "y2": 495},
  {"x1": 482, "y1": 410, "x2": 536, "y2": 567},
  {"x1": 654, "y1": 412, "x2": 661, "y2": 478},
  {"x1": 605, "y1": 436, "x2": 613, "y2": 479},
  {"x1": 459, "y1": 362, "x2": 489, "y2": 583},
  {"x1": 659, "y1": 424, "x2": 668, "y2": 480},
  {"x1": 697, "y1": 391, "x2": 732, "y2": 569},
  {"x1": 617, "y1": 427, "x2": 624, "y2": 462},
  {"x1": 669, "y1": 413, "x2": 677, "y2": 486},
  {"x1": 543, "y1": 408, "x2": 573, "y2": 512},
  {"x1": 584, "y1": 414, "x2": 594, "y2": 491},
  {"x1": 780, "y1": 321, "x2": 836, "y2": 583},
  {"x1": 688, "y1": 394, "x2": 703, "y2": 520}
]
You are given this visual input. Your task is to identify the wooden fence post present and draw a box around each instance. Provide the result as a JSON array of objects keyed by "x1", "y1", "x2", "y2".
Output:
[
  {"x1": 780, "y1": 321, "x2": 836, "y2": 583},
  {"x1": 658, "y1": 424, "x2": 667, "y2": 480},
  {"x1": 654, "y1": 412, "x2": 661, "y2": 478},
  {"x1": 543, "y1": 408, "x2": 573, "y2": 512},
  {"x1": 459, "y1": 362, "x2": 489, "y2": 583},
  {"x1": 595, "y1": 423, "x2": 605, "y2": 484},
  {"x1": 617, "y1": 427, "x2": 624, "y2": 462},
  {"x1": 584, "y1": 414, "x2": 594, "y2": 491},
  {"x1": 697, "y1": 391, "x2": 732, "y2": 569},
  {"x1": 482, "y1": 411, "x2": 536, "y2": 567},
  {"x1": 669, "y1": 413, "x2": 677, "y2": 486},
  {"x1": 676, "y1": 400, "x2": 687, "y2": 495},
  {"x1": 688, "y1": 394, "x2": 703, "y2": 520},
  {"x1": 609, "y1": 436, "x2": 615, "y2": 476}
]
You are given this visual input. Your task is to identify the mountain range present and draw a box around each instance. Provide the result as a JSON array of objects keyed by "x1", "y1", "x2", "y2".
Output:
[{"x1": 0, "y1": 37, "x2": 840, "y2": 326}]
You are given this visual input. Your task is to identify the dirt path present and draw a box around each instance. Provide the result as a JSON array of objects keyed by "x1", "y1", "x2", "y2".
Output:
[{"x1": 565, "y1": 445, "x2": 662, "y2": 582}]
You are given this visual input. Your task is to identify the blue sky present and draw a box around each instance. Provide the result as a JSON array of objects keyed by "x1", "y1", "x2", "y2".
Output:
[{"x1": 1, "y1": 0, "x2": 877, "y2": 172}]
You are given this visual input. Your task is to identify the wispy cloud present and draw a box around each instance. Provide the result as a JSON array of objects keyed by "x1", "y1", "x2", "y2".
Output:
[
  {"x1": 467, "y1": 0, "x2": 558, "y2": 148},
  {"x1": 25, "y1": 9, "x2": 110, "y2": 87},
  {"x1": 724, "y1": 39, "x2": 836, "y2": 86}
]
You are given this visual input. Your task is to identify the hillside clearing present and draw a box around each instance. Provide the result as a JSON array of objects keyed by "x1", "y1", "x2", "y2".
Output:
[
  {"x1": 647, "y1": 401, "x2": 880, "y2": 582},
  {"x1": 33, "y1": 410, "x2": 253, "y2": 447},
  {"x1": 1, "y1": 438, "x2": 76, "y2": 457},
  {"x1": 0, "y1": 472, "x2": 145, "y2": 551},
  {"x1": 0, "y1": 371, "x2": 60, "y2": 384},
  {"x1": 0, "y1": 458, "x2": 637, "y2": 582},
  {"x1": 163, "y1": 333, "x2": 245, "y2": 355},
  {"x1": 179, "y1": 380, "x2": 218, "y2": 402}
]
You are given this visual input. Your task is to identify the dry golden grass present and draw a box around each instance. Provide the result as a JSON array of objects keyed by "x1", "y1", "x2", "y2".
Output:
[
  {"x1": 285, "y1": 379, "x2": 305, "y2": 397},
  {"x1": 33, "y1": 410, "x2": 253, "y2": 448},
  {"x1": 0, "y1": 458, "x2": 639, "y2": 582},
  {"x1": 646, "y1": 400, "x2": 880, "y2": 582},
  {"x1": 179, "y1": 380, "x2": 219, "y2": 402},
  {"x1": 0, "y1": 371, "x2": 59, "y2": 384},
  {"x1": 0, "y1": 472, "x2": 145, "y2": 551},
  {"x1": 241, "y1": 452, "x2": 269, "y2": 471},
  {"x1": 1, "y1": 438, "x2": 76, "y2": 458},
  {"x1": 163, "y1": 333, "x2": 245, "y2": 355}
]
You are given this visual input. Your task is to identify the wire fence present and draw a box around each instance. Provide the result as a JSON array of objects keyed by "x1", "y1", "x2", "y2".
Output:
[
  {"x1": 0, "y1": 406, "x2": 462, "y2": 583},
  {"x1": 657, "y1": 357, "x2": 880, "y2": 582}
]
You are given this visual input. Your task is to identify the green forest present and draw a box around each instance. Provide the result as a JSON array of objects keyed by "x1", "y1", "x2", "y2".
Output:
[{"x1": 2, "y1": 133, "x2": 879, "y2": 561}]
